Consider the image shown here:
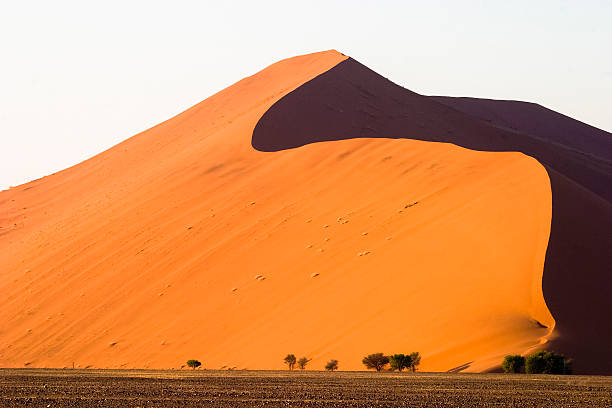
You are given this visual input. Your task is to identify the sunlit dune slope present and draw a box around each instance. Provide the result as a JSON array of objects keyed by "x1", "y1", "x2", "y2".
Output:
[{"x1": 1, "y1": 50, "x2": 554, "y2": 372}]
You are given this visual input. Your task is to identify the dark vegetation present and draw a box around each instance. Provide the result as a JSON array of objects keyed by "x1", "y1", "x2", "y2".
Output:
[
  {"x1": 408, "y1": 352, "x2": 421, "y2": 372},
  {"x1": 502, "y1": 355, "x2": 525, "y2": 373},
  {"x1": 362, "y1": 353, "x2": 390, "y2": 372},
  {"x1": 525, "y1": 351, "x2": 572, "y2": 374},
  {"x1": 281, "y1": 351, "x2": 420, "y2": 372},
  {"x1": 389, "y1": 354, "x2": 411, "y2": 372},
  {"x1": 325, "y1": 359, "x2": 338, "y2": 371},
  {"x1": 297, "y1": 357, "x2": 311, "y2": 370},
  {"x1": 283, "y1": 354, "x2": 297, "y2": 370},
  {"x1": 363, "y1": 352, "x2": 421, "y2": 372},
  {"x1": 502, "y1": 351, "x2": 572, "y2": 374},
  {"x1": 186, "y1": 360, "x2": 201, "y2": 370}
]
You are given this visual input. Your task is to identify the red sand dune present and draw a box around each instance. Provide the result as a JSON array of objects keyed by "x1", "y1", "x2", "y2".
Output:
[
  {"x1": 0, "y1": 50, "x2": 609, "y2": 373},
  {"x1": 433, "y1": 97, "x2": 612, "y2": 374}
]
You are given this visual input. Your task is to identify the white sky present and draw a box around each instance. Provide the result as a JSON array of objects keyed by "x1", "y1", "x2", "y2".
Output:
[{"x1": 1, "y1": 0, "x2": 611, "y2": 190}]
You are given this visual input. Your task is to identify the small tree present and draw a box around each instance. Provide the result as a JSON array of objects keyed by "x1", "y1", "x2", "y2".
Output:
[
  {"x1": 408, "y1": 352, "x2": 421, "y2": 372},
  {"x1": 284, "y1": 354, "x2": 297, "y2": 370},
  {"x1": 502, "y1": 355, "x2": 525, "y2": 373},
  {"x1": 297, "y1": 357, "x2": 311, "y2": 370},
  {"x1": 186, "y1": 359, "x2": 201, "y2": 370},
  {"x1": 325, "y1": 359, "x2": 339, "y2": 371},
  {"x1": 362, "y1": 353, "x2": 389, "y2": 372},
  {"x1": 389, "y1": 354, "x2": 412, "y2": 372}
]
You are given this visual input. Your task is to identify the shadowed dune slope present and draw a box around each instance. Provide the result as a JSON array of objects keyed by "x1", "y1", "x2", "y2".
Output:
[
  {"x1": 431, "y1": 97, "x2": 612, "y2": 164},
  {"x1": 253, "y1": 58, "x2": 612, "y2": 374}
]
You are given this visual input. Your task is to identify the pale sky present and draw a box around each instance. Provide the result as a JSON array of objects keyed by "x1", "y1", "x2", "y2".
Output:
[{"x1": 1, "y1": 0, "x2": 611, "y2": 190}]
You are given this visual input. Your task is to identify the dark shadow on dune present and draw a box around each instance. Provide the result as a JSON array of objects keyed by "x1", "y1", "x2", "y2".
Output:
[
  {"x1": 252, "y1": 58, "x2": 612, "y2": 374},
  {"x1": 431, "y1": 97, "x2": 612, "y2": 164},
  {"x1": 447, "y1": 362, "x2": 473, "y2": 373}
]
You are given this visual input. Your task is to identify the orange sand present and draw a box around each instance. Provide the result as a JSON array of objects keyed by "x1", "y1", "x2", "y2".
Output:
[{"x1": 0, "y1": 50, "x2": 553, "y2": 371}]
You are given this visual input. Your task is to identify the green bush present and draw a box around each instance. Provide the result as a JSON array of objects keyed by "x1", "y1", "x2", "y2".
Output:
[
  {"x1": 525, "y1": 351, "x2": 547, "y2": 374},
  {"x1": 389, "y1": 354, "x2": 412, "y2": 372},
  {"x1": 362, "y1": 353, "x2": 389, "y2": 371},
  {"x1": 186, "y1": 359, "x2": 201, "y2": 369},
  {"x1": 525, "y1": 351, "x2": 571, "y2": 374},
  {"x1": 502, "y1": 355, "x2": 525, "y2": 373}
]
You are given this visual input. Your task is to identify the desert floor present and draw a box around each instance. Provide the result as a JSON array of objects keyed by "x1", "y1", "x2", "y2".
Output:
[{"x1": 1, "y1": 369, "x2": 611, "y2": 407}]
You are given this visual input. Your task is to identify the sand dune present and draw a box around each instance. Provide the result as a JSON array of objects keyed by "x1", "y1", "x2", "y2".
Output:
[
  {"x1": 433, "y1": 97, "x2": 612, "y2": 374},
  {"x1": 254, "y1": 57, "x2": 612, "y2": 373},
  {"x1": 0, "y1": 50, "x2": 608, "y2": 373}
]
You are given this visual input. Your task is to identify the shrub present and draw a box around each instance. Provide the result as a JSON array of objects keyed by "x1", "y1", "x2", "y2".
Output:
[
  {"x1": 284, "y1": 354, "x2": 297, "y2": 370},
  {"x1": 408, "y1": 352, "x2": 421, "y2": 372},
  {"x1": 525, "y1": 351, "x2": 546, "y2": 374},
  {"x1": 525, "y1": 351, "x2": 547, "y2": 374},
  {"x1": 362, "y1": 353, "x2": 389, "y2": 372},
  {"x1": 297, "y1": 357, "x2": 311, "y2": 370},
  {"x1": 546, "y1": 352, "x2": 572, "y2": 374},
  {"x1": 186, "y1": 359, "x2": 201, "y2": 369},
  {"x1": 325, "y1": 359, "x2": 339, "y2": 371},
  {"x1": 502, "y1": 355, "x2": 525, "y2": 373},
  {"x1": 389, "y1": 354, "x2": 412, "y2": 372},
  {"x1": 525, "y1": 351, "x2": 571, "y2": 374}
]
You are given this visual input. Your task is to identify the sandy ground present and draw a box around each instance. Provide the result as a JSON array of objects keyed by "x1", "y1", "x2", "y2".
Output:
[{"x1": 2, "y1": 369, "x2": 612, "y2": 407}]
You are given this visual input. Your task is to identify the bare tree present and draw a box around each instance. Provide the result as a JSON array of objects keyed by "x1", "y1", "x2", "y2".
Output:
[
  {"x1": 325, "y1": 359, "x2": 339, "y2": 371},
  {"x1": 297, "y1": 357, "x2": 311, "y2": 370}
]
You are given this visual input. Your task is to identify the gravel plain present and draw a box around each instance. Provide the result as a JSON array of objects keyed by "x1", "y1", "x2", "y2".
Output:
[{"x1": 1, "y1": 369, "x2": 611, "y2": 407}]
